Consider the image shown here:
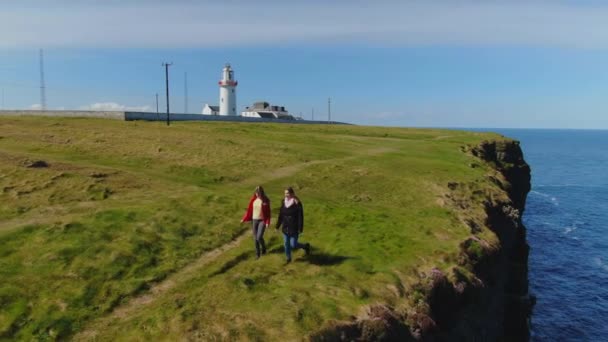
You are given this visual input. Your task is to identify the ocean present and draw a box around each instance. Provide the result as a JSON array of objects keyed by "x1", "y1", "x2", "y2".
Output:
[{"x1": 485, "y1": 129, "x2": 608, "y2": 341}]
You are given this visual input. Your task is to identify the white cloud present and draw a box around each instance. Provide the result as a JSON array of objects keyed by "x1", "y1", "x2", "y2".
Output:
[
  {"x1": 29, "y1": 104, "x2": 42, "y2": 110},
  {"x1": 80, "y1": 102, "x2": 151, "y2": 112},
  {"x1": 1, "y1": 1, "x2": 608, "y2": 49}
]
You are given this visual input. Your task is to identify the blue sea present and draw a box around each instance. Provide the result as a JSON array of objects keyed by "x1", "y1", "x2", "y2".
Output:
[{"x1": 485, "y1": 129, "x2": 608, "y2": 341}]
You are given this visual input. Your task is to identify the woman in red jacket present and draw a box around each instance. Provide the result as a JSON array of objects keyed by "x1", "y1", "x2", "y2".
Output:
[{"x1": 241, "y1": 185, "x2": 271, "y2": 259}]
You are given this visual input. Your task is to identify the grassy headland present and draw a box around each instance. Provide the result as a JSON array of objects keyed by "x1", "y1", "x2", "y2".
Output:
[{"x1": 0, "y1": 117, "x2": 506, "y2": 340}]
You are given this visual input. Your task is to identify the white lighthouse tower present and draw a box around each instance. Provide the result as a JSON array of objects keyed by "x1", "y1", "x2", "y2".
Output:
[{"x1": 218, "y1": 63, "x2": 238, "y2": 116}]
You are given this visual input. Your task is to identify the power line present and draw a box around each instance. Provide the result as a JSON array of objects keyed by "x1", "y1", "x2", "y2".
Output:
[
  {"x1": 39, "y1": 49, "x2": 47, "y2": 111},
  {"x1": 162, "y1": 62, "x2": 173, "y2": 126}
]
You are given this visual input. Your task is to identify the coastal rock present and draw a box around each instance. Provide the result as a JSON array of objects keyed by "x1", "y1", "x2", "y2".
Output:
[
  {"x1": 310, "y1": 305, "x2": 415, "y2": 342},
  {"x1": 418, "y1": 139, "x2": 533, "y2": 340},
  {"x1": 310, "y1": 138, "x2": 533, "y2": 341}
]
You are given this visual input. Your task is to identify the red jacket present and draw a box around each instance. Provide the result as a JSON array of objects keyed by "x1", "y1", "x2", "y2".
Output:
[{"x1": 241, "y1": 195, "x2": 271, "y2": 226}]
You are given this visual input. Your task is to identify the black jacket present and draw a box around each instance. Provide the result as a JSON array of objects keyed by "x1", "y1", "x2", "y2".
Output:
[{"x1": 276, "y1": 200, "x2": 304, "y2": 236}]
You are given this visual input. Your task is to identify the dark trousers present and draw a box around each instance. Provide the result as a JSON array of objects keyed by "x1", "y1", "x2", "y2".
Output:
[{"x1": 252, "y1": 219, "x2": 266, "y2": 256}]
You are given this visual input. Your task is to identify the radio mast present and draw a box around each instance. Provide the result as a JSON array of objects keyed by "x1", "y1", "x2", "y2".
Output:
[
  {"x1": 39, "y1": 49, "x2": 47, "y2": 111},
  {"x1": 184, "y1": 72, "x2": 188, "y2": 113}
]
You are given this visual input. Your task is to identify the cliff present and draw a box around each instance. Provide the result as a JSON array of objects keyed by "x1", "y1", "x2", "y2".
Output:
[
  {"x1": 436, "y1": 139, "x2": 534, "y2": 341},
  {"x1": 312, "y1": 138, "x2": 533, "y2": 341}
]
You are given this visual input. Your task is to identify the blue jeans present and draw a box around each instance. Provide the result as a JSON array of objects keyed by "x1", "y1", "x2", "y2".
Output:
[
  {"x1": 283, "y1": 233, "x2": 305, "y2": 261},
  {"x1": 252, "y1": 220, "x2": 266, "y2": 256}
]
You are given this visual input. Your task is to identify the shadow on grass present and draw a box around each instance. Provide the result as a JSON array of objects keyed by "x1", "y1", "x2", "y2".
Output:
[
  {"x1": 265, "y1": 235, "x2": 354, "y2": 266},
  {"x1": 297, "y1": 252, "x2": 354, "y2": 266},
  {"x1": 268, "y1": 245, "x2": 285, "y2": 255},
  {"x1": 209, "y1": 251, "x2": 253, "y2": 277}
]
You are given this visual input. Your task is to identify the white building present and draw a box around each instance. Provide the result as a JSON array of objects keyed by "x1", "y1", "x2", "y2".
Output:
[
  {"x1": 219, "y1": 63, "x2": 237, "y2": 116},
  {"x1": 241, "y1": 101, "x2": 295, "y2": 120},
  {"x1": 201, "y1": 104, "x2": 219, "y2": 115}
]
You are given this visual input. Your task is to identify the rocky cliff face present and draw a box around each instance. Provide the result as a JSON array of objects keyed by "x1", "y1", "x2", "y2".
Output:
[
  {"x1": 466, "y1": 139, "x2": 534, "y2": 341},
  {"x1": 311, "y1": 138, "x2": 533, "y2": 341},
  {"x1": 407, "y1": 139, "x2": 534, "y2": 341}
]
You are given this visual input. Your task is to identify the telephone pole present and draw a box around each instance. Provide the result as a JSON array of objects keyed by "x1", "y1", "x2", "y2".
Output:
[
  {"x1": 155, "y1": 93, "x2": 159, "y2": 120},
  {"x1": 162, "y1": 62, "x2": 173, "y2": 126},
  {"x1": 312, "y1": 107, "x2": 314, "y2": 121},
  {"x1": 327, "y1": 97, "x2": 331, "y2": 123}
]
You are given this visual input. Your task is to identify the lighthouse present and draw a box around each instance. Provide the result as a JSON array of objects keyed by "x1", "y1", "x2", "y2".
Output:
[{"x1": 218, "y1": 63, "x2": 238, "y2": 116}]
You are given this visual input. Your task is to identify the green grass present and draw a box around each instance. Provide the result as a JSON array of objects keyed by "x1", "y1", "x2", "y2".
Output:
[{"x1": 0, "y1": 117, "x2": 507, "y2": 340}]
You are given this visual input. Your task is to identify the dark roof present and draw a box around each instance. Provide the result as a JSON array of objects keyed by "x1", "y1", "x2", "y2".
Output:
[
  {"x1": 252, "y1": 101, "x2": 270, "y2": 110},
  {"x1": 257, "y1": 112, "x2": 276, "y2": 119},
  {"x1": 208, "y1": 105, "x2": 219, "y2": 111},
  {"x1": 248, "y1": 101, "x2": 288, "y2": 113}
]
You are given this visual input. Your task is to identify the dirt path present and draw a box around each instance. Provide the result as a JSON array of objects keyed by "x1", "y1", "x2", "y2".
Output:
[
  {"x1": 113, "y1": 231, "x2": 249, "y2": 319},
  {"x1": 73, "y1": 230, "x2": 249, "y2": 341},
  {"x1": 72, "y1": 146, "x2": 397, "y2": 339},
  {"x1": 239, "y1": 146, "x2": 396, "y2": 186}
]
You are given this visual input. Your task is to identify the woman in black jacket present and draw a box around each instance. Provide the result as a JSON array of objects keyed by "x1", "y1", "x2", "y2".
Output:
[{"x1": 275, "y1": 187, "x2": 310, "y2": 263}]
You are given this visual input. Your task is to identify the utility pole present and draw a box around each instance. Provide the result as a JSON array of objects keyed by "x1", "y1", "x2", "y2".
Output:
[
  {"x1": 328, "y1": 97, "x2": 331, "y2": 123},
  {"x1": 184, "y1": 72, "x2": 188, "y2": 114},
  {"x1": 162, "y1": 62, "x2": 173, "y2": 126},
  {"x1": 155, "y1": 93, "x2": 159, "y2": 120},
  {"x1": 312, "y1": 107, "x2": 314, "y2": 121},
  {"x1": 1, "y1": 88, "x2": 4, "y2": 110},
  {"x1": 39, "y1": 49, "x2": 47, "y2": 111}
]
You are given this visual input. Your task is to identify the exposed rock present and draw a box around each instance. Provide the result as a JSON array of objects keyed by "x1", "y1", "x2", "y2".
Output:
[
  {"x1": 415, "y1": 140, "x2": 533, "y2": 340},
  {"x1": 89, "y1": 172, "x2": 108, "y2": 178},
  {"x1": 310, "y1": 305, "x2": 414, "y2": 342},
  {"x1": 408, "y1": 312, "x2": 437, "y2": 340},
  {"x1": 472, "y1": 140, "x2": 531, "y2": 210},
  {"x1": 24, "y1": 160, "x2": 49, "y2": 168},
  {"x1": 465, "y1": 219, "x2": 482, "y2": 234}
]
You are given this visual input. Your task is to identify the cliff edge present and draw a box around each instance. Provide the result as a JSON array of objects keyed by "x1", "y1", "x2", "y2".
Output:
[
  {"x1": 460, "y1": 139, "x2": 534, "y2": 340},
  {"x1": 312, "y1": 138, "x2": 534, "y2": 341}
]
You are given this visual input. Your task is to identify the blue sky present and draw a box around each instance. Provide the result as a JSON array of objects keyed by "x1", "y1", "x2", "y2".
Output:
[{"x1": 1, "y1": 1, "x2": 608, "y2": 128}]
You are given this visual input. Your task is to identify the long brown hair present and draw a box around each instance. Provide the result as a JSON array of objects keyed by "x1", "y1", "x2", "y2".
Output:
[
  {"x1": 285, "y1": 186, "x2": 301, "y2": 204},
  {"x1": 255, "y1": 185, "x2": 269, "y2": 202}
]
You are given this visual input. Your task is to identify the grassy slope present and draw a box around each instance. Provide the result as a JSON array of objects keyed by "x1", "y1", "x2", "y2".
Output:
[{"x1": 0, "y1": 117, "x2": 501, "y2": 340}]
